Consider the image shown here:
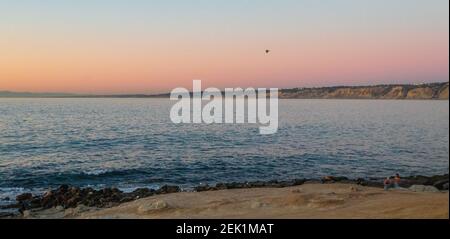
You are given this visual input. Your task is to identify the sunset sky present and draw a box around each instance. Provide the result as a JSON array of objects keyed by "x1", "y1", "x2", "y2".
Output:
[{"x1": 0, "y1": 0, "x2": 448, "y2": 94}]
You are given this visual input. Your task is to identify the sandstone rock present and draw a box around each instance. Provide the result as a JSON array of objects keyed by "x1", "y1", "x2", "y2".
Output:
[
  {"x1": 63, "y1": 204, "x2": 91, "y2": 217},
  {"x1": 22, "y1": 210, "x2": 31, "y2": 218},
  {"x1": 409, "y1": 185, "x2": 440, "y2": 193},
  {"x1": 250, "y1": 201, "x2": 265, "y2": 209},
  {"x1": 137, "y1": 199, "x2": 169, "y2": 213},
  {"x1": 55, "y1": 205, "x2": 65, "y2": 211}
]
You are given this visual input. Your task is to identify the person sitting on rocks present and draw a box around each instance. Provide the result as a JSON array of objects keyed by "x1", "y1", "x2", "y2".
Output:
[
  {"x1": 384, "y1": 177, "x2": 393, "y2": 191},
  {"x1": 394, "y1": 174, "x2": 401, "y2": 188}
]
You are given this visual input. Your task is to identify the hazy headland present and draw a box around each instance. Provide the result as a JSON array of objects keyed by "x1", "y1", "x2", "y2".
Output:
[{"x1": 1, "y1": 82, "x2": 448, "y2": 100}]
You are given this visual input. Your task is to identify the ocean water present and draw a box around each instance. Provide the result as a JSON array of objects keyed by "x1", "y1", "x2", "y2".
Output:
[{"x1": 0, "y1": 98, "x2": 448, "y2": 201}]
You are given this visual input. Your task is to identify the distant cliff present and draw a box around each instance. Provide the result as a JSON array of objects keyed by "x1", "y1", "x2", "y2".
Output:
[
  {"x1": 1, "y1": 82, "x2": 448, "y2": 99},
  {"x1": 280, "y1": 82, "x2": 449, "y2": 100}
]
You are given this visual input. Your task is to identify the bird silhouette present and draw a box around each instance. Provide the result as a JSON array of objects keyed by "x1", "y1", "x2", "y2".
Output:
[{"x1": 265, "y1": 49, "x2": 270, "y2": 54}]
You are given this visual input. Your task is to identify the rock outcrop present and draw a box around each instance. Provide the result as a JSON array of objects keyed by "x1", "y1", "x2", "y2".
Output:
[{"x1": 1, "y1": 174, "x2": 447, "y2": 217}]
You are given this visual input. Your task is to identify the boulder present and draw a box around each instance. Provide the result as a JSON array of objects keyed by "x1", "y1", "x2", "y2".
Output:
[
  {"x1": 131, "y1": 188, "x2": 154, "y2": 198},
  {"x1": 433, "y1": 179, "x2": 449, "y2": 190},
  {"x1": 194, "y1": 184, "x2": 216, "y2": 192},
  {"x1": 57, "y1": 184, "x2": 69, "y2": 194},
  {"x1": 22, "y1": 210, "x2": 31, "y2": 218},
  {"x1": 137, "y1": 199, "x2": 169, "y2": 213},
  {"x1": 157, "y1": 185, "x2": 181, "y2": 194},
  {"x1": 16, "y1": 193, "x2": 33, "y2": 202},
  {"x1": 356, "y1": 178, "x2": 384, "y2": 188},
  {"x1": 409, "y1": 185, "x2": 440, "y2": 192},
  {"x1": 321, "y1": 176, "x2": 348, "y2": 183},
  {"x1": 0, "y1": 211, "x2": 16, "y2": 218},
  {"x1": 403, "y1": 174, "x2": 449, "y2": 186},
  {"x1": 247, "y1": 181, "x2": 266, "y2": 188}
]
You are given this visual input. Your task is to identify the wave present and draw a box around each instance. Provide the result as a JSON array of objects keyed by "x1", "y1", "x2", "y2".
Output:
[
  {"x1": 0, "y1": 187, "x2": 29, "y2": 206},
  {"x1": 82, "y1": 169, "x2": 110, "y2": 176}
]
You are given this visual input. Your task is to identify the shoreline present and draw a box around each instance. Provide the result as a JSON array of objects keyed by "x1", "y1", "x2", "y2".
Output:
[
  {"x1": 5, "y1": 183, "x2": 450, "y2": 219},
  {"x1": 1, "y1": 174, "x2": 448, "y2": 219}
]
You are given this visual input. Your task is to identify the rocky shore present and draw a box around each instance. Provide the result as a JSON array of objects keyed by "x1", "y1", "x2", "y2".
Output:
[{"x1": 1, "y1": 174, "x2": 448, "y2": 218}]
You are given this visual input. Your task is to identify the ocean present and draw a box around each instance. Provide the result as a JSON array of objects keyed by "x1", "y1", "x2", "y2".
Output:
[{"x1": 0, "y1": 98, "x2": 448, "y2": 203}]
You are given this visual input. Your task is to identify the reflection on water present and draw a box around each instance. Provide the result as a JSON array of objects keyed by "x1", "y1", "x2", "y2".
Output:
[{"x1": 0, "y1": 99, "x2": 448, "y2": 195}]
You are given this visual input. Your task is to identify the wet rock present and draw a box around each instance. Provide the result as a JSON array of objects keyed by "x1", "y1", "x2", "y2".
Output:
[
  {"x1": 321, "y1": 176, "x2": 335, "y2": 183},
  {"x1": 157, "y1": 185, "x2": 180, "y2": 194},
  {"x1": 266, "y1": 180, "x2": 280, "y2": 187},
  {"x1": 433, "y1": 179, "x2": 449, "y2": 190},
  {"x1": 69, "y1": 187, "x2": 80, "y2": 195},
  {"x1": 215, "y1": 183, "x2": 227, "y2": 190},
  {"x1": 130, "y1": 188, "x2": 155, "y2": 198},
  {"x1": 80, "y1": 187, "x2": 95, "y2": 195},
  {"x1": 213, "y1": 179, "x2": 306, "y2": 190},
  {"x1": 41, "y1": 192, "x2": 56, "y2": 209},
  {"x1": 1, "y1": 203, "x2": 21, "y2": 210},
  {"x1": 247, "y1": 181, "x2": 266, "y2": 188},
  {"x1": 29, "y1": 198, "x2": 42, "y2": 209},
  {"x1": 0, "y1": 211, "x2": 16, "y2": 218},
  {"x1": 321, "y1": 176, "x2": 348, "y2": 183},
  {"x1": 16, "y1": 193, "x2": 33, "y2": 202},
  {"x1": 57, "y1": 185, "x2": 69, "y2": 194},
  {"x1": 119, "y1": 197, "x2": 134, "y2": 203},
  {"x1": 65, "y1": 196, "x2": 81, "y2": 208},
  {"x1": 403, "y1": 174, "x2": 449, "y2": 186},
  {"x1": 356, "y1": 178, "x2": 384, "y2": 188},
  {"x1": 194, "y1": 184, "x2": 217, "y2": 192},
  {"x1": 293, "y1": 179, "x2": 306, "y2": 186}
]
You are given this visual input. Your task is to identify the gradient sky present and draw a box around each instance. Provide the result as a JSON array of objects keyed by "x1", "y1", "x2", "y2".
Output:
[{"x1": 0, "y1": 0, "x2": 448, "y2": 94}]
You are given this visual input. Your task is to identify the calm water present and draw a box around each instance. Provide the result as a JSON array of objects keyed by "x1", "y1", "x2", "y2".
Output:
[{"x1": 0, "y1": 98, "x2": 448, "y2": 201}]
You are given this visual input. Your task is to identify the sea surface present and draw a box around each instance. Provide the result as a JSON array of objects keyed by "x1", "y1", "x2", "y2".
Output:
[{"x1": 0, "y1": 98, "x2": 448, "y2": 203}]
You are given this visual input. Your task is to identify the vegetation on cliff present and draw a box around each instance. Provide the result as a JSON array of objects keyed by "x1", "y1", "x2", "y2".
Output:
[{"x1": 280, "y1": 82, "x2": 449, "y2": 99}]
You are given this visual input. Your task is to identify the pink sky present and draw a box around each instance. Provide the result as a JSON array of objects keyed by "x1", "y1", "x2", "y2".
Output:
[{"x1": 0, "y1": 1, "x2": 448, "y2": 94}]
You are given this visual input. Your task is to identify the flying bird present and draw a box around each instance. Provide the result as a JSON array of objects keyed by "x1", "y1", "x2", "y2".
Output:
[{"x1": 265, "y1": 49, "x2": 270, "y2": 54}]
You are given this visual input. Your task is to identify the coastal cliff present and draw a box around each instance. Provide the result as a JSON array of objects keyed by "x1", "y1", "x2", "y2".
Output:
[
  {"x1": 1, "y1": 82, "x2": 448, "y2": 99},
  {"x1": 280, "y1": 82, "x2": 449, "y2": 100}
]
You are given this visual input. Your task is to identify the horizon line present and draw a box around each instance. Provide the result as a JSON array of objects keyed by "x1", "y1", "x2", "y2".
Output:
[{"x1": 1, "y1": 81, "x2": 448, "y2": 98}]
